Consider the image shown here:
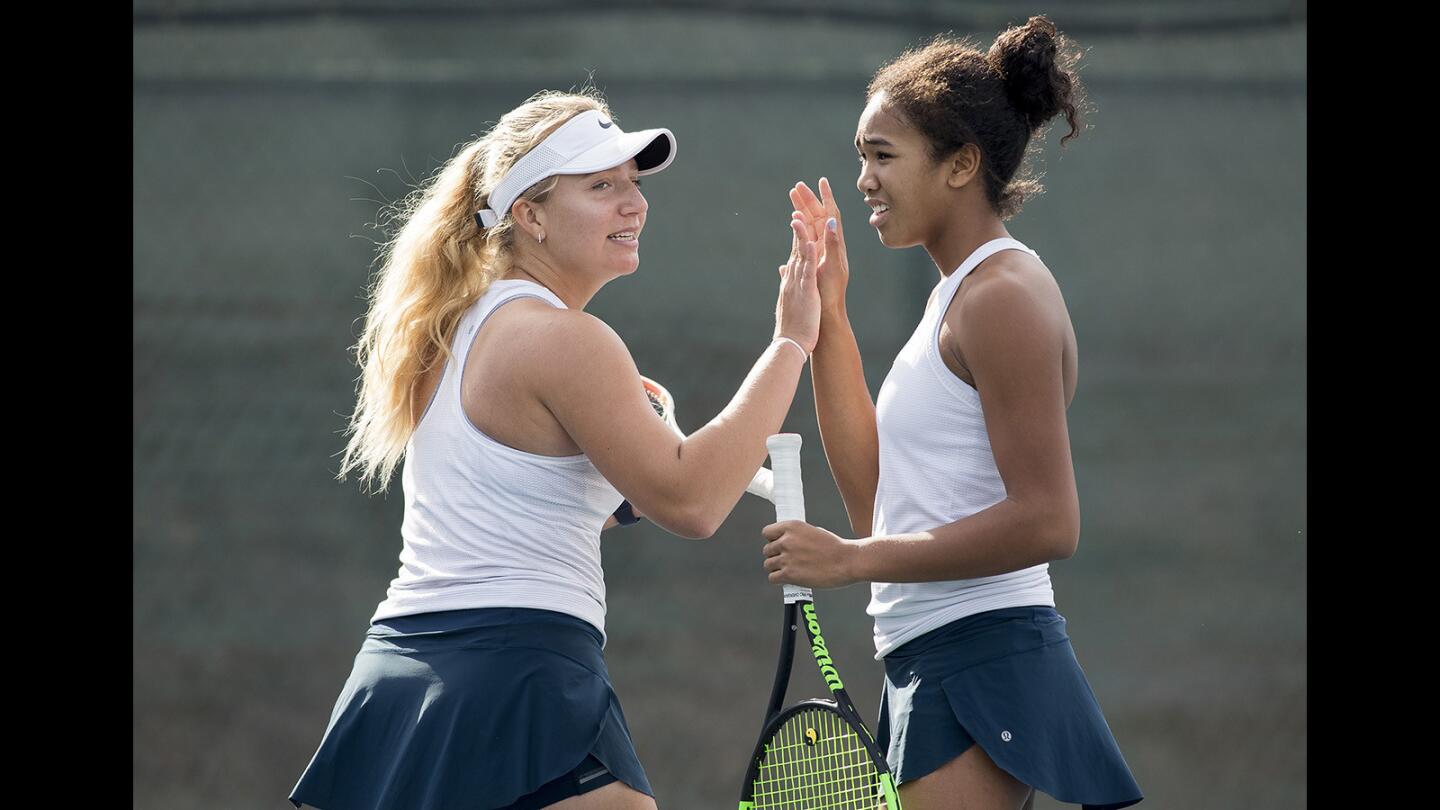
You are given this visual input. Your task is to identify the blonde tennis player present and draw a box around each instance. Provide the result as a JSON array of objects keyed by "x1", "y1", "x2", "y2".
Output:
[{"x1": 290, "y1": 89, "x2": 820, "y2": 810}]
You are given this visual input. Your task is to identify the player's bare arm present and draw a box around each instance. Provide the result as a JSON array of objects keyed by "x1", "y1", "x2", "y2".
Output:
[{"x1": 789, "y1": 178, "x2": 880, "y2": 535}]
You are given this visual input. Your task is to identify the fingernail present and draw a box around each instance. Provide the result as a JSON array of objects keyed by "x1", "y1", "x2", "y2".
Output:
[{"x1": 827, "y1": 217, "x2": 837, "y2": 232}]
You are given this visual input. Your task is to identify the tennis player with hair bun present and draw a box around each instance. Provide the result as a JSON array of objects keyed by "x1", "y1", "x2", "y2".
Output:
[
  {"x1": 290, "y1": 90, "x2": 820, "y2": 810},
  {"x1": 763, "y1": 17, "x2": 1144, "y2": 810}
]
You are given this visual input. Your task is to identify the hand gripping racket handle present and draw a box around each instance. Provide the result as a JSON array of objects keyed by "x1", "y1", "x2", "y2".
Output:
[{"x1": 766, "y1": 434, "x2": 813, "y2": 604}]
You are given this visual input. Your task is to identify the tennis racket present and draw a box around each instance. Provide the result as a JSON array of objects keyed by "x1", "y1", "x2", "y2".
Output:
[
  {"x1": 641, "y1": 375, "x2": 774, "y2": 501},
  {"x1": 738, "y1": 433, "x2": 901, "y2": 809}
]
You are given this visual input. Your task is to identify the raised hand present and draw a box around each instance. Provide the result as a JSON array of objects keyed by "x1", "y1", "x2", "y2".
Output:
[
  {"x1": 774, "y1": 218, "x2": 821, "y2": 355},
  {"x1": 789, "y1": 177, "x2": 851, "y2": 316}
]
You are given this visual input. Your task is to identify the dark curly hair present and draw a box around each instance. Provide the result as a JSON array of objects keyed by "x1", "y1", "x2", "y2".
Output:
[{"x1": 867, "y1": 16, "x2": 1089, "y2": 219}]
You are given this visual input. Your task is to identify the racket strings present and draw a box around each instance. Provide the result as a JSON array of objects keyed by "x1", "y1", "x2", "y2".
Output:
[
  {"x1": 645, "y1": 386, "x2": 666, "y2": 417},
  {"x1": 749, "y1": 707, "x2": 886, "y2": 809}
]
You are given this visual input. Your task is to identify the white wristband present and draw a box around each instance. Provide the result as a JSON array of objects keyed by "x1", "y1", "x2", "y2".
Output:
[{"x1": 772, "y1": 336, "x2": 809, "y2": 362}]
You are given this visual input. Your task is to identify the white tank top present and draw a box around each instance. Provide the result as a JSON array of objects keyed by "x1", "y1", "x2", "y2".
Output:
[
  {"x1": 868, "y1": 238, "x2": 1056, "y2": 659},
  {"x1": 370, "y1": 279, "x2": 625, "y2": 643}
]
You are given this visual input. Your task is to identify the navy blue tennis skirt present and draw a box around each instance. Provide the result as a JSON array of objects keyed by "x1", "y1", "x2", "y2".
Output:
[
  {"x1": 876, "y1": 606, "x2": 1143, "y2": 809},
  {"x1": 289, "y1": 607, "x2": 652, "y2": 810}
]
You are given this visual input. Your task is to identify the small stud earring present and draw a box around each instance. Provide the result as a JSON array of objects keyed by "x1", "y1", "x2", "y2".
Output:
[{"x1": 537, "y1": 232, "x2": 546, "y2": 244}]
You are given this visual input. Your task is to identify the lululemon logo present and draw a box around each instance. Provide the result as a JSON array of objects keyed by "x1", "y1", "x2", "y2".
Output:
[
  {"x1": 1001, "y1": 731, "x2": 1013, "y2": 742},
  {"x1": 598, "y1": 118, "x2": 613, "y2": 129}
]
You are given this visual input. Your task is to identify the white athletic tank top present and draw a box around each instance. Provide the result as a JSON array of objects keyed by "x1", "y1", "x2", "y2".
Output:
[
  {"x1": 370, "y1": 279, "x2": 625, "y2": 643},
  {"x1": 868, "y1": 238, "x2": 1056, "y2": 659}
]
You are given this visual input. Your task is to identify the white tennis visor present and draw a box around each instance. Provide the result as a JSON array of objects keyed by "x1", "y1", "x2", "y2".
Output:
[{"x1": 476, "y1": 109, "x2": 676, "y2": 228}]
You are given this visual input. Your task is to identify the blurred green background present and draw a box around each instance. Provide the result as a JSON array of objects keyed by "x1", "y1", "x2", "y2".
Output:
[{"x1": 133, "y1": 2, "x2": 1306, "y2": 807}]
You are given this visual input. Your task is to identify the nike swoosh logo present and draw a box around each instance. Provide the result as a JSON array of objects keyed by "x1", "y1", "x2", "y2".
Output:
[{"x1": 598, "y1": 119, "x2": 613, "y2": 128}]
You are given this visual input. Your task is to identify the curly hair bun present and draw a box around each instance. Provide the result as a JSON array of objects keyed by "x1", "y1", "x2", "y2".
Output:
[{"x1": 988, "y1": 16, "x2": 1079, "y2": 135}]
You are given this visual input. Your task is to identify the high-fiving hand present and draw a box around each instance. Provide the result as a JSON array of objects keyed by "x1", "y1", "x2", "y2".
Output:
[
  {"x1": 789, "y1": 178, "x2": 851, "y2": 316},
  {"x1": 774, "y1": 217, "x2": 821, "y2": 355}
]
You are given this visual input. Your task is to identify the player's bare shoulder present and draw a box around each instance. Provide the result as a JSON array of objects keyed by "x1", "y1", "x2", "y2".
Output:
[
  {"x1": 463, "y1": 300, "x2": 632, "y2": 414},
  {"x1": 486, "y1": 300, "x2": 627, "y2": 371},
  {"x1": 960, "y1": 249, "x2": 1064, "y2": 314},
  {"x1": 943, "y1": 249, "x2": 1079, "y2": 406},
  {"x1": 462, "y1": 300, "x2": 639, "y2": 455}
]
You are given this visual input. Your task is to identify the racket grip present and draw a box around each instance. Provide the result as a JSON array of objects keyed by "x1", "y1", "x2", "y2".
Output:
[
  {"x1": 766, "y1": 434, "x2": 813, "y2": 603},
  {"x1": 746, "y1": 466, "x2": 774, "y2": 502},
  {"x1": 766, "y1": 434, "x2": 804, "y2": 522}
]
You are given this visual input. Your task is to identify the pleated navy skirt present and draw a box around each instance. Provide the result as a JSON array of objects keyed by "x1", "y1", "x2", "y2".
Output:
[
  {"x1": 289, "y1": 607, "x2": 652, "y2": 810},
  {"x1": 876, "y1": 606, "x2": 1143, "y2": 809}
]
